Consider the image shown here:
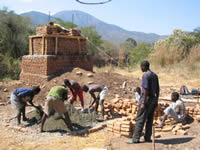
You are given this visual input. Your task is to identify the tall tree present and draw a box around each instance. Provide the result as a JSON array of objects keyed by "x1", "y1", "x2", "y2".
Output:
[
  {"x1": 0, "y1": 9, "x2": 34, "y2": 58},
  {"x1": 80, "y1": 26, "x2": 103, "y2": 56},
  {"x1": 126, "y1": 37, "x2": 137, "y2": 47},
  {"x1": 119, "y1": 38, "x2": 137, "y2": 66},
  {"x1": 130, "y1": 43, "x2": 152, "y2": 65}
]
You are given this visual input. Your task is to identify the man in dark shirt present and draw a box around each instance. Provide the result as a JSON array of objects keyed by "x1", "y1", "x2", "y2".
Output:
[{"x1": 128, "y1": 60, "x2": 160, "y2": 144}]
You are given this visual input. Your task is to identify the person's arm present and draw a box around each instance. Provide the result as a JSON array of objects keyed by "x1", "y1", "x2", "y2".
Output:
[
  {"x1": 156, "y1": 76, "x2": 160, "y2": 100},
  {"x1": 69, "y1": 87, "x2": 75, "y2": 96},
  {"x1": 73, "y1": 87, "x2": 78, "y2": 97},
  {"x1": 29, "y1": 100, "x2": 35, "y2": 106},
  {"x1": 180, "y1": 103, "x2": 186, "y2": 118},
  {"x1": 78, "y1": 89, "x2": 84, "y2": 109},
  {"x1": 62, "y1": 89, "x2": 68, "y2": 101},
  {"x1": 140, "y1": 89, "x2": 148, "y2": 111},
  {"x1": 27, "y1": 96, "x2": 41, "y2": 110},
  {"x1": 63, "y1": 112, "x2": 73, "y2": 131},
  {"x1": 27, "y1": 95, "x2": 34, "y2": 105},
  {"x1": 89, "y1": 90, "x2": 97, "y2": 108},
  {"x1": 140, "y1": 74, "x2": 148, "y2": 111}
]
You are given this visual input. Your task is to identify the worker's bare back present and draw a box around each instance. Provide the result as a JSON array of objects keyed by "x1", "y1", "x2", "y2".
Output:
[{"x1": 89, "y1": 84, "x2": 105, "y2": 93}]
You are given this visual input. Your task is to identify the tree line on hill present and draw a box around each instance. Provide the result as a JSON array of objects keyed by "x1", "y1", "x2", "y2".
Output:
[{"x1": 0, "y1": 8, "x2": 200, "y2": 80}]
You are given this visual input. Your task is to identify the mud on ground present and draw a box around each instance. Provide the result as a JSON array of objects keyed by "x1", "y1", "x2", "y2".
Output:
[{"x1": 9, "y1": 104, "x2": 99, "y2": 132}]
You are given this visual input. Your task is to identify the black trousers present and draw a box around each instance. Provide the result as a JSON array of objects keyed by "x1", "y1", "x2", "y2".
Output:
[{"x1": 132, "y1": 97, "x2": 157, "y2": 140}]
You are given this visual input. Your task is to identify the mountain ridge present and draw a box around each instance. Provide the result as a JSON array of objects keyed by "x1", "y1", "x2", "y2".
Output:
[{"x1": 21, "y1": 10, "x2": 167, "y2": 43}]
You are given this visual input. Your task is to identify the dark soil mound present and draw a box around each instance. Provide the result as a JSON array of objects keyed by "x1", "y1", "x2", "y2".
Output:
[{"x1": 0, "y1": 68, "x2": 140, "y2": 107}]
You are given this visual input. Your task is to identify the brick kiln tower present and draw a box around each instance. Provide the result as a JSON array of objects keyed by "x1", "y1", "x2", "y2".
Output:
[{"x1": 20, "y1": 26, "x2": 93, "y2": 83}]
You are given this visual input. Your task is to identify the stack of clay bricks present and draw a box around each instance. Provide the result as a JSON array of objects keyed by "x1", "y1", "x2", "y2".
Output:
[
  {"x1": 36, "y1": 26, "x2": 68, "y2": 35},
  {"x1": 107, "y1": 119, "x2": 135, "y2": 137},
  {"x1": 103, "y1": 95, "x2": 169, "y2": 121},
  {"x1": 104, "y1": 102, "x2": 113, "y2": 120},
  {"x1": 31, "y1": 36, "x2": 87, "y2": 55},
  {"x1": 105, "y1": 96, "x2": 200, "y2": 137},
  {"x1": 186, "y1": 105, "x2": 200, "y2": 120},
  {"x1": 171, "y1": 124, "x2": 190, "y2": 135},
  {"x1": 36, "y1": 26, "x2": 51, "y2": 35},
  {"x1": 69, "y1": 29, "x2": 81, "y2": 36},
  {"x1": 154, "y1": 122, "x2": 191, "y2": 136},
  {"x1": 21, "y1": 55, "x2": 48, "y2": 76}
]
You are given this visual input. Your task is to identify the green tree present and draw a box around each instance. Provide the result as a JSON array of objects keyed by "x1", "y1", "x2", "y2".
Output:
[
  {"x1": 0, "y1": 9, "x2": 34, "y2": 58},
  {"x1": 119, "y1": 38, "x2": 137, "y2": 66},
  {"x1": 163, "y1": 29, "x2": 198, "y2": 60},
  {"x1": 190, "y1": 27, "x2": 200, "y2": 42},
  {"x1": 126, "y1": 37, "x2": 137, "y2": 47},
  {"x1": 130, "y1": 43, "x2": 152, "y2": 65},
  {"x1": 102, "y1": 40, "x2": 118, "y2": 58},
  {"x1": 80, "y1": 26, "x2": 103, "y2": 56},
  {"x1": 0, "y1": 8, "x2": 34, "y2": 79}
]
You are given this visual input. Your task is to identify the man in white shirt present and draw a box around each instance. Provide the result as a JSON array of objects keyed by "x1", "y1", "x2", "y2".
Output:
[
  {"x1": 157, "y1": 92, "x2": 186, "y2": 128},
  {"x1": 134, "y1": 87, "x2": 141, "y2": 102}
]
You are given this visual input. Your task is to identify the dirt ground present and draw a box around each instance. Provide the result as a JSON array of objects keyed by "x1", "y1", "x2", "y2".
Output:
[{"x1": 0, "y1": 67, "x2": 200, "y2": 150}]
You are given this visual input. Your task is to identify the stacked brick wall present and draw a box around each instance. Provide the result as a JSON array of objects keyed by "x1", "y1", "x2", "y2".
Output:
[
  {"x1": 31, "y1": 36, "x2": 87, "y2": 55},
  {"x1": 36, "y1": 26, "x2": 49, "y2": 35},
  {"x1": 21, "y1": 26, "x2": 93, "y2": 84},
  {"x1": 20, "y1": 55, "x2": 93, "y2": 84},
  {"x1": 36, "y1": 26, "x2": 56, "y2": 35},
  {"x1": 80, "y1": 39, "x2": 87, "y2": 54},
  {"x1": 57, "y1": 38, "x2": 79, "y2": 55},
  {"x1": 45, "y1": 37, "x2": 56, "y2": 55},
  {"x1": 21, "y1": 55, "x2": 48, "y2": 75},
  {"x1": 32, "y1": 38, "x2": 42, "y2": 55},
  {"x1": 46, "y1": 55, "x2": 93, "y2": 75}
]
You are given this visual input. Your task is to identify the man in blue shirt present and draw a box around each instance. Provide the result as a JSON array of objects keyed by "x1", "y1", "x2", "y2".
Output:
[{"x1": 10, "y1": 86, "x2": 41, "y2": 125}]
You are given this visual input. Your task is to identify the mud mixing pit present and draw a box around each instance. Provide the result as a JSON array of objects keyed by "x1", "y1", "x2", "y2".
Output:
[{"x1": 9, "y1": 104, "x2": 100, "y2": 133}]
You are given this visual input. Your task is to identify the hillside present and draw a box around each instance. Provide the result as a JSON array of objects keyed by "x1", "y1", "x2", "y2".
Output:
[
  {"x1": 21, "y1": 10, "x2": 167, "y2": 43},
  {"x1": 21, "y1": 11, "x2": 49, "y2": 25}
]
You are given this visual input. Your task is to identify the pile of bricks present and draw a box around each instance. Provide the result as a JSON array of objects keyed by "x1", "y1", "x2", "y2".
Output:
[
  {"x1": 103, "y1": 96, "x2": 169, "y2": 138},
  {"x1": 104, "y1": 96, "x2": 200, "y2": 122},
  {"x1": 186, "y1": 105, "x2": 200, "y2": 119},
  {"x1": 36, "y1": 26, "x2": 51, "y2": 35},
  {"x1": 69, "y1": 29, "x2": 81, "y2": 36},
  {"x1": 107, "y1": 119, "x2": 135, "y2": 137},
  {"x1": 171, "y1": 124, "x2": 190, "y2": 135},
  {"x1": 104, "y1": 96, "x2": 200, "y2": 137},
  {"x1": 36, "y1": 26, "x2": 69, "y2": 35},
  {"x1": 103, "y1": 96, "x2": 169, "y2": 121},
  {"x1": 36, "y1": 26, "x2": 82, "y2": 36}
]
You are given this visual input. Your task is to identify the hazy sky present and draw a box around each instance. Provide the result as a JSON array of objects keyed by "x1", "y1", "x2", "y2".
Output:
[{"x1": 0, "y1": 0, "x2": 200, "y2": 35}]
